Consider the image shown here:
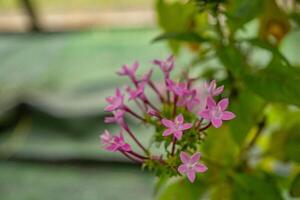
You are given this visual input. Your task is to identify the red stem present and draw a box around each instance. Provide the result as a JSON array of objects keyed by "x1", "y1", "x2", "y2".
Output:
[
  {"x1": 125, "y1": 127, "x2": 148, "y2": 154},
  {"x1": 128, "y1": 151, "x2": 149, "y2": 160},
  {"x1": 149, "y1": 80, "x2": 165, "y2": 103},
  {"x1": 171, "y1": 137, "x2": 177, "y2": 156},
  {"x1": 124, "y1": 106, "x2": 146, "y2": 122},
  {"x1": 198, "y1": 123, "x2": 211, "y2": 132},
  {"x1": 119, "y1": 150, "x2": 142, "y2": 163}
]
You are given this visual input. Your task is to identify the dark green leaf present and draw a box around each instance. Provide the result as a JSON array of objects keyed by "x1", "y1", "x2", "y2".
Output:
[
  {"x1": 152, "y1": 32, "x2": 210, "y2": 43},
  {"x1": 232, "y1": 173, "x2": 283, "y2": 200},
  {"x1": 290, "y1": 173, "x2": 300, "y2": 197},
  {"x1": 229, "y1": 90, "x2": 265, "y2": 144}
]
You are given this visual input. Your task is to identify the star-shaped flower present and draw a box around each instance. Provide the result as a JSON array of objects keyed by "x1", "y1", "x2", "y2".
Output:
[
  {"x1": 126, "y1": 82, "x2": 146, "y2": 101},
  {"x1": 166, "y1": 79, "x2": 188, "y2": 97},
  {"x1": 104, "y1": 110, "x2": 125, "y2": 126},
  {"x1": 204, "y1": 80, "x2": 224, "y2": 97},
  {"x1": 100, "y1": 130, "x2": 131, "y2": 152},
  {"x1": 161, "y1": 114, "x2": 192, "y2": 140},
  {"x1": 199, "y1": 97, "x2": 235, "y2": 128},
  {"x1": 117, "y1": 61, "x2": 139, "y2": 83},
  {"x1": 104, "y1": 88, "x2": 125, "y2": 112},
  {"x1": 178, "y1": 152, "x2": 208, "y2": 183}
]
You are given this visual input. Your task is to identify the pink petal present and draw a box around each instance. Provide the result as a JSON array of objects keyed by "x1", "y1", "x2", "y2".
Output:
[
  {"x1": 132, "y1": 61, "x2": 139, "y2": 71},
  {"x1": 176, "y1": 114, "x2": 184, "y2": 123},
  {"x1": 178, "y1": 164, "x2": 188, "y2": 174},
  {"x1": 163, "y1": 129, "x2": 173, "y2": 136},
  {"x1": 104, "y1": 105, "x2": 115, "y2": 112},
  {"x1": 221, "y1": 111, "x2": 235, "y2": 120},
  {"x1": 104, "y1": 116, "x2": 114, "y2": 123},
  {"x1": 190, "y1": 152, "x2": 201, "y2": 163},
  {"x1": 187, "y1": 171, "x2": 196, "y2": 183},
  {"x1": 194, "y1": 163, "x2": 208, "y2": 173},
  {"x1": 161, "y1": 119, "x2": 174, "y2": 128},
  {"x1": 180, "y1": 152, "x2": 190, "y2": 163},
  {"x1": 211, "y1": 118, "x2": 222, "y2": 128},
  {"x1": 121, "y1": 143, "x2": 131, "y2": 152},
  {"x1": 199, "y1": 110, "x2": 210, "y2": 119},
  {"x1": 209, "y1": 80, "x2": 216, "y2": 90},
  {"x1": 206, "y1": 97, "x2": 216, "y2": 108},
  {"x1": 182, "y1": 123, "x2": 193, "y2": 130},
  {"x1": 173, "y1": 131, "x2": 183, "y2": 140},
  {"x1": 218, "y1": 98, "x2": 229, "y2": 111},
  {"x1": 213, "y1": 85, "x2": 224, "y2": 96}
]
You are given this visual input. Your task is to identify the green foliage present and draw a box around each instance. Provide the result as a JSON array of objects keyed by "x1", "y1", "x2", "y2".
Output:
[
  {"x1": 154, "y1": 0, "x2": 300, "y2": 198},
  {"x1": 290, "y1": 173, "x2": 300, "y2": 197}
]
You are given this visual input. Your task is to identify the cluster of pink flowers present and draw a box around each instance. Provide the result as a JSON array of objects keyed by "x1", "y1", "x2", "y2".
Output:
[{"x1": 100, "y1": 55, "x2": 235, "y2": 183}]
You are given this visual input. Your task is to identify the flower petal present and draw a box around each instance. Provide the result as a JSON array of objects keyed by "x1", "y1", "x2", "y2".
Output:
[
  {"x1": 190, "y1": 152, "x2": 201, "y2": 163},
  {"x1": 182, "y1": 123, "x2": 193, "y2": 130},
  {"x1": 213, "y1": 85, "x2": 224, "y2": 96},
  {"x1": 163, "y1": 129, "x2": 173, "y2": 137},
  {"x1": 176, "y1": 114, "x2": 184, "y2": 123},
  {"x1": 206, "y1": 97, "x2": 216, "y2": 108},
  {"x1": 121, "y1": 143, "x2": 131, "y2": 152},
  {"x1": 211, "y1": 118, "x2": 222, "y2": 128},
  {"x1": 187, "y1": 171, "x2": 196, "y2": 183},
  {"x1": 180, "y1": 152, "x2": 190, "y2": 163},
  {"x1": 194, "y1": 163, "x2": 208, "y2": 173},
  {"x1": 178, "y1": 164, "x2": 188, "y2": 174},
  {"x1": 161, "y1": 119, "x2": 174, "y2": 128},
  {"x1": 199, "y1": 110, "x2": 210, "y2": 119},
  {"x1": 174, "y1": 131, "x2": 183, "y2": 140},
  {"x1": 218, "y1": 98, "x2": 229, "y2": 111},
  {"x1": 222, "y1": 111, "x2": 236, "y2": 120}
]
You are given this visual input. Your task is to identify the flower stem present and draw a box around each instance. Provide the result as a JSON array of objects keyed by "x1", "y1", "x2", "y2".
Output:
[
  {"x1": 119, "y1": 150, "x2": 142, "y2": 163},
  {"x1": 171, "y1": 137, "x2": 177, "y2": 156},
  {"x1": 173, "y1": 95, "x2": 178, "y2": 117},
  {"x1": 198, "y1": 122, "x2": 211, "y2": 132},
  {"x1": 149, "y1": 80, "x2": 165, "y2": 103},
  {"x1": 124, "y1": 106, "x2": 146, "y2": 122},
  {"x1": 125, "y1": 127, "x2": 148, "y2": 155},
  {"x1": 128, "y1": 151, "x2": 149, "y2": 160}
]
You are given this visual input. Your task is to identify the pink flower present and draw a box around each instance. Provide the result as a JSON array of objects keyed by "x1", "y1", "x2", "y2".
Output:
[
  {"x1": 166, "y1": 79, "x2": 188, "y2": 96},
  {"x1": 204, "y1": 80, "x2": 224, "y2": 97},
  {"x1": 117, "y1": 61, "x2": 139, "y2": 83},
  {"x1": 140, "y1": 69, "x2": 153, "y2": 83},
  {"x1": 126, "y1": 82, "x2": 145, "y2": 101},
  {"x1": 153, "y1": 55, "x2": 174, "y2": 78},
  {"x1": 161, "y1": 114, "x2": 193, "y2": 140},
  {"x1": 178, "y1": 152, "x2": 208, "y2": 183},
  {"x1": 105, "y1": 88, "x2": 125, "y2": 112},
  {"x1": 177, "y1": 89, "x2": 200, "y2": 111},
  {"x1": 100, "y1": 130, "x2": 131, "y2": 152},
  {"x1": 199, "y1": 97, "x2": 235, "y2": 128},
  {"x1": 104, "y1": 110, "x2": 125, "y2": 126}
]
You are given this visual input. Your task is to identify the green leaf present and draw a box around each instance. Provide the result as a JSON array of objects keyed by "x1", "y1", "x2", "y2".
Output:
[
  {"x1": 229, "y1": 89, "x2": 265, "y2": 144},
  {"x1": 269, "y1": 111, "x2": 300, "y2": 162},
  {"x1": 244, "y1": 58, "x2": 300, "y2": 107},
  {"x1": 232, "y1": 173, "x2": 283, "y2": 200},
  {"x1": 152, "y1": 32, "x2": 210, "y2": 43},
  {"x1": 156, "y1": 178, "x2": 206, "y2": 200},
  {"x1": 290, "y1": 173, "x2": 300, "y2": 197}
]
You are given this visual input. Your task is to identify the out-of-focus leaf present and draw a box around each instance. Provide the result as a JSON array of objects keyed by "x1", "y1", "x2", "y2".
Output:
[
  {"x1": 155, "y1": 0, "x2": 197, "y2": 53},
  {"x1": 232, "y1": 173, "x2": 283, "y2": 200},
  {"x1": 244, "y1": 58, "x2": 300, "y2": 107},
  {"x1": 268, "y1": 111, "x2": 300, "y2": 162},
  {"x1": 218, "y1": 45, "x2": 248, "y2": 77},
  {"x1": 229, "y1": 89, "x2": 265, "y2": 145},
  {"x1": 290, "y1": 173, "x2": 300, "y2": 197},
  {"x1": 152, "y1": 32, "x2": 210, "y2": 43},
  {"x1": 210, "y1": 180, "x2": 233, "y2": 200},
  {"x1": 156, "y1": 178, "x2": 206, "y2": 200},
  {"x1": 227, "y1": 0, "x2": 262, "y2": 31},
  {"x1": 247, "y1": 38, "x2": 291, "y2": 66}
]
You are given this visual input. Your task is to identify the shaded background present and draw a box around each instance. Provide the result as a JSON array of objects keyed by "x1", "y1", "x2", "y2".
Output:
[{"x1": 0, "y1": 1, "x2": 173, "y2": 199}]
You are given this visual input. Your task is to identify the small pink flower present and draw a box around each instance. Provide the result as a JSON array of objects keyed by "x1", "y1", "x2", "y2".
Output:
[
  {"x1": 161, "y1": 114, "x2": 192, "y2": 140},
  {"x1": 199, "y1": 97, "x2": 235, "y2": 128},
  {"x1": 117, "y1": 61, "x2": 139, "y2": 83},
  {"x1": 100, "y1": 130, "x2": 131, "y2": 152},
  {"x1": 153, "y1": 55, "x2": 174, "y2": 78},
  {"x1": 166, "y1": 79, "x2": 188, "y2": 96},
  {"x1": 104, "y1": 110, "x2": 125, "y2": 125},
  {"x1": 177, "y1": 89, "x2": 200, "y2": 111},
  {"x1": 104, "y1": 88, "x2": 125, "y2": 112},
  {"x1": 126, "y1": 82, "x2": 145, "y2": 101},
  {"x1": 204, "y1": 80, "x2": 224, "y2": 97},
  {"x1": 178, "y1": 152, "x2": 208, "y2": 183}
]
